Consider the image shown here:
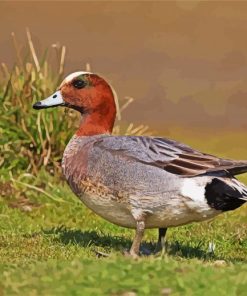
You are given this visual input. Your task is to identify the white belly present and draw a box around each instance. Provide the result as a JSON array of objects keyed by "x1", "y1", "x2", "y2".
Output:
[{"x1": 78, "y1": 189, "x2": 220, "y2": 229}]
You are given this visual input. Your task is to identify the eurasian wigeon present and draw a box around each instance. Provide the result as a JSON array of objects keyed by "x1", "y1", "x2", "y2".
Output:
[{"x1": 33, "y1": 71, "x2": 247, "y2": 257}]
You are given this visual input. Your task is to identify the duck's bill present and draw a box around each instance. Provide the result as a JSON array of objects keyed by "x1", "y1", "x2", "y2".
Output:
[{"x1": 33, "y1": 91, "x2": 65, "y2": 110}]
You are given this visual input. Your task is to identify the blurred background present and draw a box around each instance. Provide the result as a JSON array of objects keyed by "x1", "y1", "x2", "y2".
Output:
[{"x1": 1, "y1": 1, "x2": 247, "y2": 132}]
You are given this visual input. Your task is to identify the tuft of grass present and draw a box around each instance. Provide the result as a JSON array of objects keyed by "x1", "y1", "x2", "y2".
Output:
[
  {"x1": 0, "y1": 30, "x2": 69, "y2": 176},
  {"x1": 0, "y1": 30, "x2": 151, "y2": 178}
]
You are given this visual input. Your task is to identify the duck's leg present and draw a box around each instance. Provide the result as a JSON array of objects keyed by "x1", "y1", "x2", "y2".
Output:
[
  {"x1": 129, "y1": 220, "x2": 145, "y2": 258},
  {"x1": 155, "y1": 227, "x2": 167, "y2": 253}
]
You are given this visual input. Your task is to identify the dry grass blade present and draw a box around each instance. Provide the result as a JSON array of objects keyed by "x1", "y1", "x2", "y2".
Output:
[
  {"x1": 120, "y1": 96, "x2": 134, "y2": 113},
  {"x1": 11, "y1": 32, "x2": 23, "y2": 69},
  {"x1": 25, "y1": 150, "x2": 38, "y2": 175},
  {"x1": 124, "y1": 123, "x2": 152, "y2": 136},
  {"x1": 20, "y1": 118, "x2": 36, "y2": 146},
  {"x1": 111, "y1": 85, "x2": 121, "y2": 121},
  {"x1": 112, "y1": 125, "x2": 120, "y2": 135},
  {"x1": 26, "y1": 27, "x2": 43, "y2": 78},
  {"x1": 42, "y1": 112, "x2": 52, "y2": 166},
  {"x1": 1, "y1": 65, "x2": 12, "y2": 102},
  {"x1": 43, "y1": 61, "x2": 48, "y2": 79},
  {"x1": 136, "y1": 126, "x2": 150, "y2": 136},
  {"x1": 36, "y1": 112, "x2": 46, "y2": 158},
  {"x1": 86, "y1": 63, "x2": 91, "y2": 72},
  {"x1": 129, "y1": 125, "x2": 145, "y2": 135},
  {"x1": 59, "y1": 45, "x2": 66, "y2": 76},
  {"x1": 11, "y1": 178, "x2": 71, "y2": 204},
  {"x1": 126, "y1": 123, "x2": 134, "y2": 134},
  {"x1": 1, "y1": 62, "x2": 10, "y2": 78},
  {"x1": 25, "y1": 62, "x2": 33, "y2": 74}
]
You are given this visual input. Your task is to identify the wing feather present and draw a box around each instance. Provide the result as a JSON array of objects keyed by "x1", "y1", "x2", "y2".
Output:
[{"x1": 93, "y1": 136, "x2": 247, "y2": 177}]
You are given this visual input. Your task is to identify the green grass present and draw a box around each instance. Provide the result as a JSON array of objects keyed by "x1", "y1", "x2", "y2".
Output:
[{"x1": 0, "y1": 170, "x2": 247, "y2": 295}]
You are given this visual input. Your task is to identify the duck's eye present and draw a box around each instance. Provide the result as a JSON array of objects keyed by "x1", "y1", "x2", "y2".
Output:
[{"x1": 72, "y1": 79, "x2": 86, "y2": 89}]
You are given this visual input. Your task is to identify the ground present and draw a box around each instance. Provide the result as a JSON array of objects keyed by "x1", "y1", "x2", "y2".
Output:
[{"x1": 0, "y1": 169, "x2": 246, "y2": 295}]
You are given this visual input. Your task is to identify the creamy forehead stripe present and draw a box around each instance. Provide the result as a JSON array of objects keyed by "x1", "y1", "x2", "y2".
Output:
[{"x1": 62, "y1": 71, "x2": 92, "y2": 84}]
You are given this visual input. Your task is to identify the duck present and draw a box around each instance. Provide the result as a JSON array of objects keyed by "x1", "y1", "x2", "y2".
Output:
[{"x1": 33, "y1": 71, "x2": 247, "y2": 257}]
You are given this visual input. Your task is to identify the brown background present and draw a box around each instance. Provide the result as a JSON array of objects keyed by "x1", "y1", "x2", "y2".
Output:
[{"x1": 1, "y1": 1, "x2": 247, "y2": 135}]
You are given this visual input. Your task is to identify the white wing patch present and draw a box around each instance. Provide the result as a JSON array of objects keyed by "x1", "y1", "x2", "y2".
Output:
[
  {"x1": 181, "y1": 178, "x2": 206, "y2": 202},
  {"x1": 180, "y1": 177, "x2": 219, "y2": 219}
]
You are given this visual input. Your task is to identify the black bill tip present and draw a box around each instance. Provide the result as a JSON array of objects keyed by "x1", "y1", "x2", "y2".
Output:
[
  {"x1": 32, "y1": 102, "x2": 56, "y2": 110},
  {"x1": 33, "y1": 101, "x2": 43, "y2": 110}
]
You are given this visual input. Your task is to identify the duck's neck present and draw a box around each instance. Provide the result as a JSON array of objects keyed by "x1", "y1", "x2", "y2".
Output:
[
  {"x1": 76, "y1": 93, "x2": 116, "y2": 136},
  {"x1": 76, "y1": 111, "x2": 115, "y2": 136}
]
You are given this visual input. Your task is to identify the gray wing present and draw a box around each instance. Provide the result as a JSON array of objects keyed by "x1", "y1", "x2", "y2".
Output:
[{"x1": 92, "y1": 136, "x2": 247, "y2": 177}]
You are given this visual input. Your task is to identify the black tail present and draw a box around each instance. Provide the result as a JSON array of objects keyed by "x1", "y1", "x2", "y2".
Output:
[{"x1": 205, "y1": 178, "x2": 247, "y2": 212}]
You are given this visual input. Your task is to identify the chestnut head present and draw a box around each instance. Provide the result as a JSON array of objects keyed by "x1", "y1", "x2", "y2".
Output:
[
  {"x1": 33, "y1": 71, "x2": 117, "y2": 135},
  {"x1": 33, "y1": 71, "x2": 115, "y2": 115}
]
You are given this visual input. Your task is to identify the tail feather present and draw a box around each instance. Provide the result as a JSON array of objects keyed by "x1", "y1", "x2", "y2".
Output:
[
  {"x1": 228, "y1": 178, "x2": 247, "y2": 201},
  {"x1": 205, "y1": 177, "x2": 247, "y2": 212},
  {"x1": 226, "y1": 162, "x2": 247, "y2": 176}
]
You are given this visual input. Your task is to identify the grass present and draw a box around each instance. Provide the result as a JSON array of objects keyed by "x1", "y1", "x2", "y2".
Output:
[
  {"x1": 0, "y1": 31, "x2": 247, "y2": 295},
  {"x1": 0, "y1": 170, "x2": 247, "y2": 295}
]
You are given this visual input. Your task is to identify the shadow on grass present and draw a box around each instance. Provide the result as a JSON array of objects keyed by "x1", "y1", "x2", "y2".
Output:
[
  {"x1": 42, "y1": 226, "x2": 217, "y2": 260},
  {"x1": 167, "y1": 241, "x2": 216, "y2": 260},
  {"x1": 43, "y1": 227, "x2": 132, "y2": 252}
]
